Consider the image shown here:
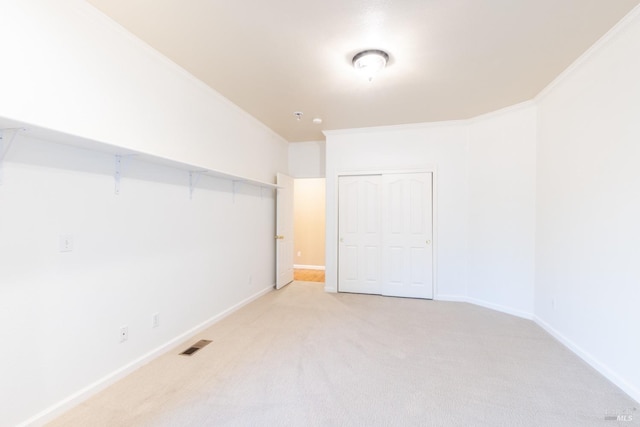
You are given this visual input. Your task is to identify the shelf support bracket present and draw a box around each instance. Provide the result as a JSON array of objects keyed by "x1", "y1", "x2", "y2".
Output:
[
  {"x1": 114, "y1": 154, "x2": 135, "y2": 195},
  {"x1": 114, "y1": 155, "x2": 123, "y2": 195},
  {"x1": 232, "y1": 180, "x2": 243, "y2": 203},
  {"x1": 189, "y1": 171, "x2": 205, "y2": 199},
  {"x1": 0, "y1": 128, "x2": 21, "y2": 185}
]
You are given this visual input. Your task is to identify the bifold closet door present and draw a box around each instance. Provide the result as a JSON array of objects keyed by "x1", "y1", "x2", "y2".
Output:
[
  {"x1": 338, "y1": 172, "x2": 433, "y2": 299},
  {"x1": 381, "y1": 173, "x2": 433, "y2": 299},
  {"x1": 338, "y1": 175, "x2": 382, "y2": 295}
]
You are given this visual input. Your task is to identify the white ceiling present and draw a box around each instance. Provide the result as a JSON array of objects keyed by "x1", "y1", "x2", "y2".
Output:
[{"x1": 86, "y1": 0, "x2": 639, "y2": 142}]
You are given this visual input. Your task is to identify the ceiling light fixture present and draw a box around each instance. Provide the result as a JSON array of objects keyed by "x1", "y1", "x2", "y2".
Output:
[
  {"x1": 352, "y1": 49, "x2": 389, "y2": 82},
  {"x1": 312, "y1": 118, "x2": 323, "y2": 124}
]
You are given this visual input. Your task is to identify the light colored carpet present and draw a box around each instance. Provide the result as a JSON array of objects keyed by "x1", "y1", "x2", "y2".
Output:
[{"x1": 49, "y1": 282, "x2": 638, "y2": 426}]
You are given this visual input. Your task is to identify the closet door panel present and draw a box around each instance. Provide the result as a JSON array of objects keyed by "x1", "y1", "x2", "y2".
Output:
[
  {"x1": 382, "y1": 173, "x2": 433, "y2": 299},
  {"x1": 338, "y1": 175, "x2": 382, "y2": 294}
]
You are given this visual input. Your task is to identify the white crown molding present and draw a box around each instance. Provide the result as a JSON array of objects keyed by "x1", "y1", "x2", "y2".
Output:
[
  {"x1": 323, "y1": 118, "x2": 467, "y2": 137},
  {"x1": 535, "y1": 4, "x2": 640, "y2": 103},
  {"x1": 466, "y1": 100, "x2": 536, "y2": 124},
  {"x1": 323, "y1": 100, "x2": 537, "y2": 139}
]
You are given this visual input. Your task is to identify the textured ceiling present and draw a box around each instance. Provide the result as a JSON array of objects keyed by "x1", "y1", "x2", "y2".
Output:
[{"x1": 86, "y1": 0, "x2": 640, "y2": 142}]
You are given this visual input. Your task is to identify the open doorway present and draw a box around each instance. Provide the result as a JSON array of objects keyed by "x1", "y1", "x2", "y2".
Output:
[{"x1": 293, "y1": 178, "x2": 326, "y2": 283}]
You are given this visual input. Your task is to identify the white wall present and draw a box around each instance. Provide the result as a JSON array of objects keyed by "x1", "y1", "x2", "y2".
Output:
[
  {"x1": 0, "y1": 0, "x2": 287, "y2": 183},
  {"x1": 325, "y1": 123, "x2": 470, "y2": 297},
  {"x1": 324, "y1": 107, "x2": 538, "y2": 310},
  {"x1": 323, "y1": 6, "x2": 640, "y2": 403},
  {"x1": 2, "y1": 1, "x2": 638, "y2": 423},
  {"x1": 323, "y1": 5, "x2": 640, "y2": 405},
  {"x1": 467, "y1": 105, "x2": 537, "y2": 317},
  {"x1": 0, "y1": 136, "x2": 278, "y2": 427},
  {"x1": 0, "y1": 1, "x2": 288, "y2": 426},
  {"x1": 288, "y1": 141, "x2": 326, "y2": 178},
  {"x1": 534, "y1": 7, "x2": 640, "y2": 402}
]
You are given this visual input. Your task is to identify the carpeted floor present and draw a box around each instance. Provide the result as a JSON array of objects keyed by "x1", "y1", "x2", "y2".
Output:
[{"x1": 49, "y1": 282, "x2": 638, "y2": 426}]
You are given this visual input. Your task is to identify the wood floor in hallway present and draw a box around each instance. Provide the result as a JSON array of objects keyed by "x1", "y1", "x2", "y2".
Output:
[{"x1": 293, "y1": 268, "x2": 324, "y2": 282}]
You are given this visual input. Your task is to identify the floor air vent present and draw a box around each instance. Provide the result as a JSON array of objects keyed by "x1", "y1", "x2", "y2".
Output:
[{"x1": 179, "y1": 339, "x2": 212, "y2": 356}]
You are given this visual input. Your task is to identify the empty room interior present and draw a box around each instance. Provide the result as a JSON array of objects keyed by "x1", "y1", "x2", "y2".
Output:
[{"x1": 1, "y1": 1, "x2": 639, "y2": 426}]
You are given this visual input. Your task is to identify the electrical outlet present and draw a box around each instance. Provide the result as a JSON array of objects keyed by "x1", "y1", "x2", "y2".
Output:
[
  {"x1": 551, "y1": 298, "x2": 556, "y2": 310},
  {"x1": 152, "y1": 313, "x2": 160, "y2": 328},
  {"x1": 297, "y1": 251, "x2": 301, "y2": 257},
  {"x1": 120, "y1": 326, "x2": 129, "y2": 343},
  {"x1": 248, "y1": 275, "x2": 252, "y2": 285},
  {"x1": 59, "y1": 234, "x2": 74, "y2": 253}
]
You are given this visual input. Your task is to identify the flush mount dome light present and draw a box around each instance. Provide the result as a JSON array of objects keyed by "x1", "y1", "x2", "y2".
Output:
[{"x1": 352, "y1": 49, "x2": 389, "y2": 81}]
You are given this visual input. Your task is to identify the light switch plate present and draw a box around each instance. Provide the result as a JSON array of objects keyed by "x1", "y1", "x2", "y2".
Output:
[{"x1": 59, "y1": 234, "x2": 74, "y2": 253}]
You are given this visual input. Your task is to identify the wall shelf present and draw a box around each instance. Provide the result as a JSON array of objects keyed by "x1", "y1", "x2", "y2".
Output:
[
  {"x1": 0, "y1": 127, "x2": 23, "y2": 185},
  {"x1": 0, "y1": 117, "x2": 280, "y2": 193}
]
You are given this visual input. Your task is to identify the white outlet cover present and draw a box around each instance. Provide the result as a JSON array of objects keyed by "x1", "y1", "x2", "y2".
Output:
[{"x1": 120, "y1": 326, "x2": 128, "y2": 342}]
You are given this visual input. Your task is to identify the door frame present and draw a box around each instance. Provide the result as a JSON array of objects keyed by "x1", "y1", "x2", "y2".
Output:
[
  {"x1": 276, "y1": 172, "x2": 295, "y2": 289},
  {"x1": 333, "y1": 167, "x2": 439, "y2": 298}
]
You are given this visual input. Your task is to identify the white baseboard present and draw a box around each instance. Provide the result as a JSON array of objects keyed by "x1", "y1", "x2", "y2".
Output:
[
  {"x1": 434, "y1": 294, "x2": 469, "y2": 303},
  {"x1": 294, "y1": 264, "x2": 325, "y2": 270},
  {"x1": 438, "y1": 295, "x2": 640, "y2": 403},
  {"x1": 464, "y1": 296, "x2": 534, "y2": 320},
  {"x1": 435, "y1": 294, "x2": 533, "y2": 320},
  {"x1": 20, "y1": 285, "x2": 274, "y2": 427},
  {"x1": 24, "y1": 285, "x2": 639, "y2": 426},
  {"x1": 534, "y1": 316, "x2": 640, "y2": 404}
]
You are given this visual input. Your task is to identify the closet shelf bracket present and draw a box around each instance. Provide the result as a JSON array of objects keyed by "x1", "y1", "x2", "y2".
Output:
[
  {"x1": 114, "y1": 154, "x2": 136, "y2": 195},
  {"x1": 189, "y1": 170, "x2": 206, "y2": 199},
  {"x1": 0, "y1": 128, "x2": 23, "y2": 185},
  {"x1": 232, "y1": 180, "x2": 243, "y2": 203}
]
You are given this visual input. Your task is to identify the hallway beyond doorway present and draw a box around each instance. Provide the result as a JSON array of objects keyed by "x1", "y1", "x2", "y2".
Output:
[{"x1": 293, "y1": 268, "x2": 325, "y2": 283}]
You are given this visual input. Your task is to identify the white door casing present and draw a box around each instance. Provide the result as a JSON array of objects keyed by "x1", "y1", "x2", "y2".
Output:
[{"x1": 276, "y1": 173, "x2": 294, "y2": 289}]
